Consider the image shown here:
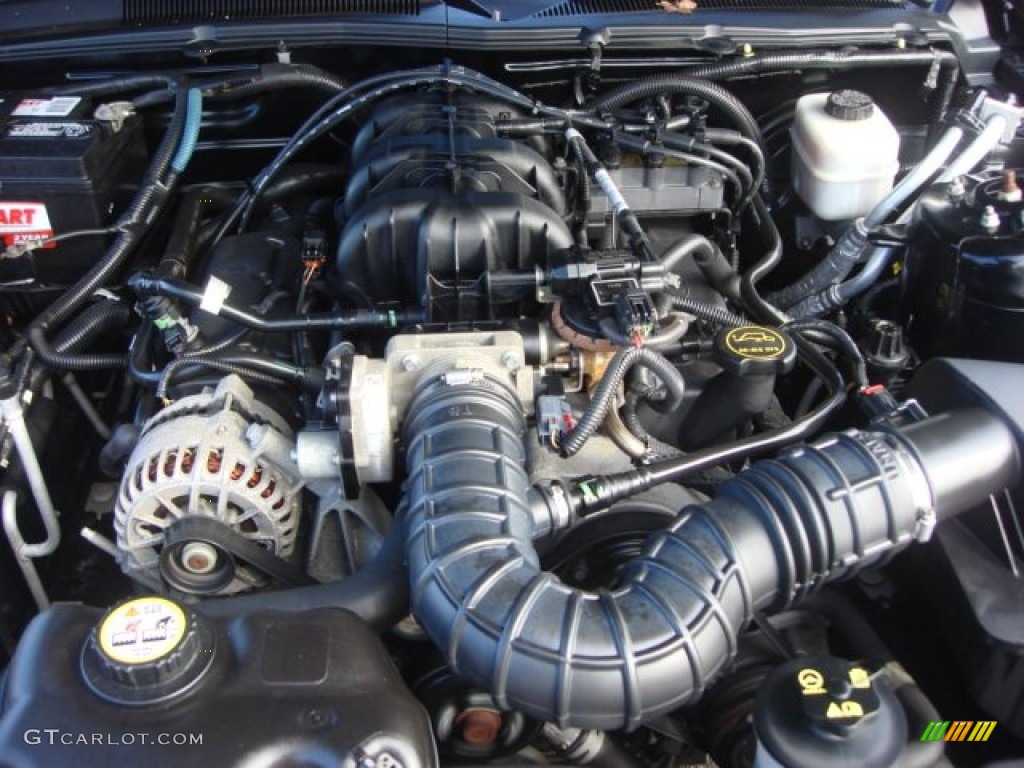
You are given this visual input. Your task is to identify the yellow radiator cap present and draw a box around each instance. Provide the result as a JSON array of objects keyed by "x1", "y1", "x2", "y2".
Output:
[{"x1": 97, "y1": 596, "x2": 187, "y2": 665}]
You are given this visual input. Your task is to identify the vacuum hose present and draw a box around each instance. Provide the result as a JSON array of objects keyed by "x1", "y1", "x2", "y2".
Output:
[{"x1": 404, "y1": 374, "x2": 1019, "y2": 731}]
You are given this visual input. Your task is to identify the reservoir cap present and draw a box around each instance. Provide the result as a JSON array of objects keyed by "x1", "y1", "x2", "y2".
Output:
[
  {"x1": 81, "y1": 595, "x2": 214, "y2": 706},
  {"x1": 715, "y1": 325, "x2": 796, "y2": 378},
  {"x1": 754, "y1": 656, "x2": 906, "y2": 768},
  {"x1": 826, "y1": 90, "x2": 875, "y2": 121}
]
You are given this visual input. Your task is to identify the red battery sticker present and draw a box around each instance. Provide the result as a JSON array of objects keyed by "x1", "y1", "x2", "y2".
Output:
[
  {"x1": 0, "y1": 202, "x2": 54, "y2": 248},
  {"x1": 12, "y1": 97, "x2": 81, "y2": 117}
]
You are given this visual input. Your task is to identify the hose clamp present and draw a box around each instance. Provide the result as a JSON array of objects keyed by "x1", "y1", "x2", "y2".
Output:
[{"x1": 890, "y1": 434, "x2": 937, "y2": 543}]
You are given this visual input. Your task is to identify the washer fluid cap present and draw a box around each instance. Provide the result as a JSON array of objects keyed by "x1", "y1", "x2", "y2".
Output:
[
  {"x1": 81, "y1": 595, "x2": 214, "y2": 706},
  {"x1": 825, "y1": 90, "x2": 875, "y2": 121}
]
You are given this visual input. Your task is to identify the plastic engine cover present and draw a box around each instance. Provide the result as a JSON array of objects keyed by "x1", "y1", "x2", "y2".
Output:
[{"x1": 0, "y1": 604, "x2": 438, "y2": 767}]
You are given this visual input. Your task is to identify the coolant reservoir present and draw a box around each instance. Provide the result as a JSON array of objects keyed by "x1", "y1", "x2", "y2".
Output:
[{"x1": 791, "y1": 90, "x2": 900, "y2": 221}]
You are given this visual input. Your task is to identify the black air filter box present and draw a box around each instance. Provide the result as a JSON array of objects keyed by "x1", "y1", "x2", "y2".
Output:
[{"x1": 910, "y1": 358, "x2": 1024, "y2": 738}]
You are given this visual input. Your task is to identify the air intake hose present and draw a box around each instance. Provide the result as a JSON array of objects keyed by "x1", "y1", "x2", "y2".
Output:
[{"x1": 404, "y1": 374, "x2": 1019, "y2": 731}]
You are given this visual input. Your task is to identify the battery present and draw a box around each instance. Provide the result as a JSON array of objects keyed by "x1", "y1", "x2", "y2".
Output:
[{"x1": 0, "y1": 93, "x2": 147, "y2": 286}]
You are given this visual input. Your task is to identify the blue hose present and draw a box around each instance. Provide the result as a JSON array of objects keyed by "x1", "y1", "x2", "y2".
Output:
[{"x1": 170, "y1": 87, "x2": 202, "y2": 173}]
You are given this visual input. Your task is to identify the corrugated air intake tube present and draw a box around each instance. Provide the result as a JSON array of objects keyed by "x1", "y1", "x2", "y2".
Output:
[{"x1": 403, "y1": 373, "x2": 1019, "y2": 731}]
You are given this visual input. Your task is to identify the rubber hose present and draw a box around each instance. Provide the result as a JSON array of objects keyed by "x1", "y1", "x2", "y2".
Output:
[
  {"x1": 627, "y1": 346, "x2": 687, "y2": 415},
  {"x1": 658, "y1": 132, "x2": 753, "y2": 202},
  {"x1": 216, "y1": 354, "x2": 324, "y2": 392},
  {"x1": 127, "y1": 323, "x2": 161, "y2": 387},
  {"x1": 741, "y1": 195, "x2": 788, "y2": 325},
  {"x1": 705, "y1": 128, "x2": 766, "y2": 192},
  {"x1": 27, "y1": 320, "x2": 128, "y2": 371},
  {"x1": 833, "y1": 246, "x2": 894, "y2": 306},
  {"x1": 788, "y1": 246, "x2": 896, "y2": 318},
  {"x1": 656, "y1": 234, "x2": 740, "y2": 314},
  {"x1": 569, "y1": 139, "x2": 591, "y2": 244},
  {"x1": 171, "y1": 87, "x2": 202, "y2": 173},
  {"x1": 672, "y1": 295, "x2": 746, "y2": 327},
  {"x1": 48, "y1": 300, "x2": 130, "y2": 355},
  {"x1": 155, "y1": 354, "x2": 314, "y2": 401},
  {"x1": 26, "y1": 300, "x2": 131, "y2": 388},
  {"x1": 660, "y1": 233, "x2": 715, "y2": 275},
  {"x1": 160, "y1": 187, "x2": 237, "y2": 279},
  {"x1": 198, "y1": 511, "x2": 409, "y2": 631},
  {"x1": 404, "y1": 375, "x2": 1018, "y2": 730},
  {"x1": 561, "y1": 346, "x2": 686, "y2": 457},
  {"x1": 604, "y1": 399, "x2": 649, "y2": 458},
  {"x1": 938, "y1": 114, "x2": 1007, "y2": 181},
  {"x1": 49, "y1": 74, "x2": 178, "y2": 97},
  {"x1": 98, "y1": 424, "x2": 142, "y2": 478},
  {"x1": 783, "y1": 319, "x2": 869, "y2": 388},
  {"x1": 621, "y1": 393, "x2": 683, "y2": 458},
  {"x1": 684, "y1": 49, "x2": 956, "y2": 80},
  {"x1": 864, "y1": 125, "x2": 964, "y2": 231},
  {"x1": 665, "y1": 234, "x2": 742, "y2": 302},
  {"x1": 141, "y1": 83, "x2": 189, "y2": 188},
  {"x1": 683, "y1": 48, "x2": 959, "y2": 122},
  {"x1": 261, "y1": 163, "x2": 346, "y2": 205},
  {"x1": 593, "y1": 75, "x2": 764, "y2": 151},
  {"x1": 132, "y1": 89, "x2": 176, "y2": 109},
  {"x1": 209, "y1": 65, "x2": 346, "y2": 100}
]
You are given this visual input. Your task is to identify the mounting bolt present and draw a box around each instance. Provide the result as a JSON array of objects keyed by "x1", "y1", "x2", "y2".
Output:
[
  {"x1": 1000, "y1": 169, "x2": 1023, "y2": 202},
  {"x1": 501, "y1": 351, "x2": 520, "y2": 370},
  {"x1": 947, "y1": 176, "x2": 965, "y2": 203},
  {"x1": 180, "y1": 542, "x2": 218, "y2": 574},
  {"x1": 400, "y1": 355, "x2": 421, "y2": 372},
  {"x1": 245, "y1": 423, "x2": 267, "y2": 447},
  {"x1": 980, "y1": 205, "x2": 1001, "y2": 234}
]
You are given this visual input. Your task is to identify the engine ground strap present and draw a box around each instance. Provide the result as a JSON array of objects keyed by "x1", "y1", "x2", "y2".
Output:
[{"x1": 159, "y1": 516, "x2": 316, "y2": 594}]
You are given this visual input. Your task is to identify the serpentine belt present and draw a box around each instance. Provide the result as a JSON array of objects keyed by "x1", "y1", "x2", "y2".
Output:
[{"x1": 159, "y1": 515, "x2": 316, "y2": 594}]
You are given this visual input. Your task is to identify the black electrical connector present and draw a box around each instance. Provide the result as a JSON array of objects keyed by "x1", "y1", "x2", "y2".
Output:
[
  {"x1": 856, "y1": 384, "x2": 927, "y2": 429},
  {"x1": 140, "y1": 295, "x2": 197, "y2": 355},
  {"x1": 615, "y1": 290, "x2": 657, "y2": 340}
]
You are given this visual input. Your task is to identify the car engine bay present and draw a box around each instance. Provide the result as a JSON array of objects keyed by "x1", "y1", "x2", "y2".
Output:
[{"x1": 0, "y1": 1, "x2": 1023, "y2": 765}]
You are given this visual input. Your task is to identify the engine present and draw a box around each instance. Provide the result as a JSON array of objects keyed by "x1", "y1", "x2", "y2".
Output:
[{"x1": 1, "y1": 25, "x2": 1024, "y2": 768}]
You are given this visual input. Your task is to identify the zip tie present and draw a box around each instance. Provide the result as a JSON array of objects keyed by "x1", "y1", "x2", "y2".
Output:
[{"x1": 199, "y1": 276, "x2": 231, "y2": 316}]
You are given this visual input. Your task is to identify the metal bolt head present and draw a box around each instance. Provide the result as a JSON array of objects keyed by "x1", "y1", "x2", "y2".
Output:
[
  {"x1": 299, "y1": 707, "x2": 336, "y2": 730},
  {"x1": 980, "y1": 205, "x2": 1001, "y2": 234},
  {"x1": 500, "y1": 351, "x2": 520, "y2": 370},
  {"x1": 245, "y1": 423, "x2": 267, "y2": 446},
  {"x1": 947, "y1": 176, "x2": 966, "y2": 203},
  {"x1": 180, "y1": 542, "x2": 218, "y2": 574},
  {"x1": 400, "y1": 355, "x2": 420, "y2": 372}
]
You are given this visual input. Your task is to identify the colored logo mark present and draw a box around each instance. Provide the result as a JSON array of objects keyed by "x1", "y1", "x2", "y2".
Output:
[{"x1": 920, "y1": 721, "x2": 997, "y2": 742}]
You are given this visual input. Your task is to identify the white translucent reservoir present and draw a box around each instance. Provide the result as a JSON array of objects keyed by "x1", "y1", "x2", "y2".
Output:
[{"x1": 790, "y1": 90, "x2": 901, "y2": 221}]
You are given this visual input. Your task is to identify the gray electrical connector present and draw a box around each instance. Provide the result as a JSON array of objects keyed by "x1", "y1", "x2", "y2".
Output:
[{"x1": 536, "y1": 395, "x2": 573, "y2": 451}]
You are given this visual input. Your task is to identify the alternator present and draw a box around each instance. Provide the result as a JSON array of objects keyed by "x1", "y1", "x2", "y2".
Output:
[{"x1": 115, "y1": 376, "x2": 301, "y2": 594}]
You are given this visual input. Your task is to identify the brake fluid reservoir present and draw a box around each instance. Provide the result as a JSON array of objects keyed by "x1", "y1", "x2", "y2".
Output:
[{"x1": 791, "y1": 90, "x2": 900, "y2": 221}]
